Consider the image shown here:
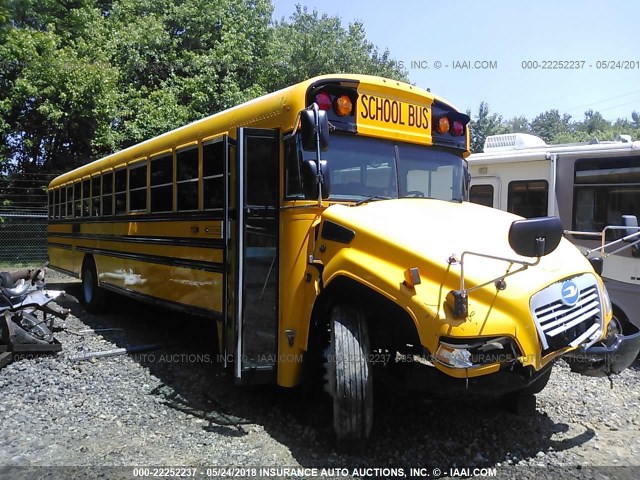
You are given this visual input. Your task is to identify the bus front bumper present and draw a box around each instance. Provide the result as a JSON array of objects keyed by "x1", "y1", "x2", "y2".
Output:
[{"x1": 564, "y1": 322, "x2": 640, "y2": 377}]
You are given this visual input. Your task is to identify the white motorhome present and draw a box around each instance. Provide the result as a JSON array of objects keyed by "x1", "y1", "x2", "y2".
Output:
[{"x1": 468, "y1": 133, "x2": 640, "y2": 374}]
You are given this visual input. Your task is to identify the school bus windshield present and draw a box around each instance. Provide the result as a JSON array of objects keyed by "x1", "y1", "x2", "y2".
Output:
[{"x1": 287, "y1": 134, "x2": 466, "y2": 202}]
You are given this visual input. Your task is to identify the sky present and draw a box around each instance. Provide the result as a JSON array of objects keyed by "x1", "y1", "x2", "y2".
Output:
[{"x1": 271, "y1": 0, "x2": 640, "y2": 123}]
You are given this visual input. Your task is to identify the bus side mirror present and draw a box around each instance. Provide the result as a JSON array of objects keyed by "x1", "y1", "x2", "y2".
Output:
[
  {"x1": 508, "y1": 216, "x2": 563, "y2": 258},
  {"x1": 588, "y1": 257, "x2": 604, "y2": 276},
  {"x1": 300, "y1": 108, "x2": 329, "y2": 152},
  {"x1": 301, "y1": 160, "x2": 331, "y2": 200}
]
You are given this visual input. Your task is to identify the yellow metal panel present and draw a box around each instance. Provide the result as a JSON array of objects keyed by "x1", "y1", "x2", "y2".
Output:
[{"x1": 94, "y1": 254, "x2": 223, "y2": 313}]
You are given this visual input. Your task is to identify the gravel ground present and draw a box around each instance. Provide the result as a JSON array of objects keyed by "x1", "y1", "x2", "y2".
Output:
[{"x1": 1, "y1": 269, "x2": 639, "y2": 480}]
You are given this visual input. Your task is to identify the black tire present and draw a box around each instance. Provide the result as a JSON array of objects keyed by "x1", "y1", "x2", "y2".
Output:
[
  {"x1": 81, "y1": 257, "x2": 105, "y2": 313},
  {"x1": 520, "y1": 363, "x2": 553, "y2": 396},
  {"x1": 327, "y1": 305, "x2": 373, "y2": 446}
]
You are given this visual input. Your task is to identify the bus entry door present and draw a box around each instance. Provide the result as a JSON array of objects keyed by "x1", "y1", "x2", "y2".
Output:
[{"x1": 230, "y1": 128, "x2": 279, "y2": 383}]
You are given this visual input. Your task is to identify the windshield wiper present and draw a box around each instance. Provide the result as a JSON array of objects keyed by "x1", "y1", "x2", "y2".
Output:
[{"x1": 353, "y1": 195, "x2": 392, "y2": 206}]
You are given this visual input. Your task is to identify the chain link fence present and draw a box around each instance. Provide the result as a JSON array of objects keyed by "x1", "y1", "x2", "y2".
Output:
[{"x1": 0, "y1": 211, "x2": 48, "y2": 265}]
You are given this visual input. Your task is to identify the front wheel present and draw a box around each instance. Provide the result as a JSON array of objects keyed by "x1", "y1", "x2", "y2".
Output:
[
  {"x1": 327, "y1": 305, "x2": 373, "y2": 446},
  {"x1": 520, "y1": 363, "x2": 553, "y2": 396}
]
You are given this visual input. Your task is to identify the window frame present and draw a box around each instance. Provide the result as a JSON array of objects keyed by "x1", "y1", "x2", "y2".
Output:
[
  {"x1": 149, "y1": 151, "x2": 174, "y2": 214},
  {"x1": 176, "y1": 144, "x2": 200, "y2": 212},
  {"x1": 128, "y1": 159, "x2": 149, "y2": 213},
  {"x1": 507, "y1": 179, "x2": 549, "y2": 218},
  {"x1": 202, "y1": 139, "x2": 226, "y2": 211}
]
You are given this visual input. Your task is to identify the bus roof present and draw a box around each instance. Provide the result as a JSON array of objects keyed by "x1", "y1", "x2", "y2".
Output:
[{"x1": 49, "y1": 74, "x2": 458, "y2": 189}]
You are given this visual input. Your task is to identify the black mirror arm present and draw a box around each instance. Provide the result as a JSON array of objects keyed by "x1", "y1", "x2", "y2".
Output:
[{"x1": 312, "y1": 102, "x2": 324, "y2": 207}]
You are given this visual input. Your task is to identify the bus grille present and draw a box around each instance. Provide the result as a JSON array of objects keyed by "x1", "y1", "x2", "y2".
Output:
[{"x1": 530, "y1": 274, "x2": 603, "y2": 353}]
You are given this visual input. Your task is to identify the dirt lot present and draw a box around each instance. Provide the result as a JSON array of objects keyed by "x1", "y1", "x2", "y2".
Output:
[{"x1": 0, "y1": 271, "x2": 639, "y2": 479}]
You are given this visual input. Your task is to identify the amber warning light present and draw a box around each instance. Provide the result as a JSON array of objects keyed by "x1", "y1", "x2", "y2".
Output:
[
  {"x1": 436, "y1": 113, "x2": 468, "y2": 137},
  {"x1": 315, "y1": 92, "x2": 355, "y2": 117}
]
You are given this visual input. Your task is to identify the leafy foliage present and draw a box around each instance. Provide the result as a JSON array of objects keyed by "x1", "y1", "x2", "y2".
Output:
[
  {"x1": 468, "y1": 102, "x2": 509, "y2": 153},
  {"x1": 469, "y1": 103, "x2": 640, "y2": 153},
  {"x1": 263, "y1": 5, "x2": 407, "y2": 92},
  {"x1": 1, "y1": 0, "x2": 407, "y2": 177},
  {"x1": 0, "y1": 0, "x2": 638, "y2": 182}
]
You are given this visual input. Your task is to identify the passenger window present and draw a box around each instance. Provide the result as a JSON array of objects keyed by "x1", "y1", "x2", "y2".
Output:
[
  {"x1": 82, "y1": 179, "x2": 90, "y2": 217},
  {"x1": 65, "y1": 186, "x2": 73, "y2": 218},
  {"x1": 114, "y1": 168, "x2": 127, "y2": 215},
  {"x1": 176, "y1": 146, "x2": 199, "y2": 211},
  {"x1": 74, "y1": 182, "x2": 82, "y2": 217},
  {"x1": 91, "y1": 175, "x2": 101, "y2": 216},
  {"x1": 150, "y1": 153, "x2": 173, "y2": 213},
  {"x1": 203, "y1": 141, "x2": 224, "y2": 210},
  {"x1": 102, "y1": 171, "x2": 114, "y2": 216},
  {"x1": 129, "y1": 161, "x2": 148, "y2": 212},
  {"x1": 507, "y1": 180, "x2": 548, "y2": 218}
]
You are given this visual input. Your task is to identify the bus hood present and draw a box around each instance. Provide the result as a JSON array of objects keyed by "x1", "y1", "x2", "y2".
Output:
[
  {"x1": 317, "y1": 198, "x2": 611, "y2": 374},
  {"x1": 319, "y1": 198, "x2": 595, "y2": 310}
]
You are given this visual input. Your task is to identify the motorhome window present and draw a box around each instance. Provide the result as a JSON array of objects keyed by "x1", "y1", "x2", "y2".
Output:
[
  {"x1": 470, "y1": 184, "x2": 494, "y2": 207},
  {"x1": 573, "y1": 156, "x2": 640, "y2": 237},
  {"x1": 575, "y1": 157, "x2": 640, "y2": 184},
  {"x1": 176, "y1": 146, "x2": 199, "y2": 211},
  {"x1": 507, "y1": 180, "x2": 548, "y2": 218}
]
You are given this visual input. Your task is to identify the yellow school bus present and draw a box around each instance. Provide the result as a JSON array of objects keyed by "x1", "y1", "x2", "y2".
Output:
[{"x1": 47, "y1": 74, "x2": 631, "y2": 445}]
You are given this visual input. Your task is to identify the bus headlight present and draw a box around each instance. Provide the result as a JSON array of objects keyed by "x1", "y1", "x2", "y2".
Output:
[
  {"x1": 434, "y1": 343, "x2": 473, "y2": 368},
  {"x1": 434, "y1": 336, "x2": 520, "y2": 368}
]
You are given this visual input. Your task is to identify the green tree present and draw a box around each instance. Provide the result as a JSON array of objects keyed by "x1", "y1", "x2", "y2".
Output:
[
  {"x1": 102, "y1": 0, "x2": 274, "y2": 146},
  {"x1": 0, "y1": 26, "x2": 118, "y2": 173},
  {"x1": 1, "y1": 0, "x2": 274, "y2": 170},
  {"x1": 1, "y1": 0, "x2": 408, "y2": 178},
  {"x1": 505, "y1": 115, "x2": 530, "y2": 133},
  {"x1": 468, "y1": 102, "x2": 508, "y2": 152},
  {"x1": 578, "y1": 109, "x2": 610, "y2": 137},
  {"x1": 263, "y1": 5, "x2": 406, "y2": 92},
  {"x1": 529, "y1": 109, "x2": 572, "y2": 143}
]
